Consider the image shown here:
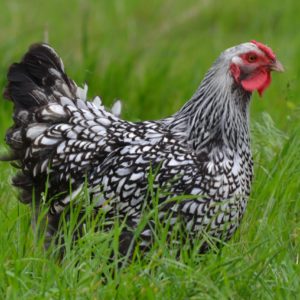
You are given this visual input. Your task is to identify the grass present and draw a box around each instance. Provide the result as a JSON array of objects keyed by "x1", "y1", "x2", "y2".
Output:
[{"x1": 0, "y1": 0, "x2": 300, "y2": 299}]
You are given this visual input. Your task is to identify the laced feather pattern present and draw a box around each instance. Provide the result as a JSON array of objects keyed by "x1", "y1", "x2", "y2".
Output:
[{"x1": 3, "y1": 43, "x2": 256, "y2": 254}]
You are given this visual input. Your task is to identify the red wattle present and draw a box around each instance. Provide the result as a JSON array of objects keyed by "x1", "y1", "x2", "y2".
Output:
[{"x1": 241, "y1": 69, "x2": 271, "y2": 96}]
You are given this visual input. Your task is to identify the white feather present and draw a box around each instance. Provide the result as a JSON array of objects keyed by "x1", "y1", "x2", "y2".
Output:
[
  {"x1": 76, "y1": 84, "x2": 88, "y2": 101},
  {"x1": 96, "y1": 118, "x2": 111, "y2": 126},
  {"x1": 60, "y1": 96, "x2": 75, "y2": 107},
  {"x1": 39, "y1": 136, "x2": 59, "y2": 146},
  {"x1": 92, "y1": 96, "x2": 103, "y2": 109},
  {"x1": 26, "y1": 124, "x2": 49, "y2": 140},
  {"x1": 130, "y1": 172, "x2": 144, "y2": 181},
  {"x1": 111, "y1": 100, "x2": 122, "y2": 117}
]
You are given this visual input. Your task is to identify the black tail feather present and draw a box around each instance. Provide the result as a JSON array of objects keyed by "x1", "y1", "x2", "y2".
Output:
[
  {"x1": 2, "y1": 43, "x2": 77, "y2": 204},
  {"x1": 4, "y1": 43, "x2": 76, "y2": 108}
]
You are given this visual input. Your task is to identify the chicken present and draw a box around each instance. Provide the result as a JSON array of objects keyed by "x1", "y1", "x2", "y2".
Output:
[{"x1": 2, "y1": 41, "x2": 283, "y2": 254}]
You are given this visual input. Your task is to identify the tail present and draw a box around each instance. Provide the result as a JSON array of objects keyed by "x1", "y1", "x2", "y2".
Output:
[
  {"x1": 4, "y1": 43, "x2": 77, "y2": 111},
  {"x1": 3, "y1": 44, "x2": 78, "y2": 203},
  {"x1": 3, "y1": 43, "x2": 117, "y2": 206},
  {"x1": 2, "y1": 43, "x2": 125, "y2": 249}
]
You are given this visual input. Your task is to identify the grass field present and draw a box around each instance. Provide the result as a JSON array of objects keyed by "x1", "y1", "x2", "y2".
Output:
[{"x1": 0, "y1": 0, "x2": 299, "y2": 299}]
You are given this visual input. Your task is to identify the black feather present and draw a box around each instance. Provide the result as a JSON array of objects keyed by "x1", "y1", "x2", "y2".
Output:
[{"x1": 2, "y1": 43, "x2": 77, "y2": 205}]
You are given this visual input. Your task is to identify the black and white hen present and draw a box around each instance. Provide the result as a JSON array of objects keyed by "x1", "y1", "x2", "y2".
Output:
[{"x1": 3, "y1": 41, "x2": 283, "y2": 253}]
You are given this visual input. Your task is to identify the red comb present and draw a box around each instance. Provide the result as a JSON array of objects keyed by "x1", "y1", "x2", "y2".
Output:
[{"x1": 250, "y1": 40, "x2": 276, "y2": 60}]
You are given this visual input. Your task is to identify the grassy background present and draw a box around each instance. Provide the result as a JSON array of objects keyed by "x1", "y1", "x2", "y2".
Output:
[{"x1": 0, "y1": 0, "x2": 299, "y2": 299}]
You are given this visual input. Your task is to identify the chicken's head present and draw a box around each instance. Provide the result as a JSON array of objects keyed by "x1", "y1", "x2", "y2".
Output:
[{"x1": 229, "y1": 40, "x2": 284, "y2": 96}]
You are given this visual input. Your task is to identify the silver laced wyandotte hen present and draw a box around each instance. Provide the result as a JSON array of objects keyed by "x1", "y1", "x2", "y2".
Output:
[{"x1": 2, "y1": 41, "x2": 283, "y2": 255}]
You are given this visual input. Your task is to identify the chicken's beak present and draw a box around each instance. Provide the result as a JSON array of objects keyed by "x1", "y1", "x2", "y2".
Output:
[{"x1": 270, "y1": 60, "x2": 285, "y2": 72}]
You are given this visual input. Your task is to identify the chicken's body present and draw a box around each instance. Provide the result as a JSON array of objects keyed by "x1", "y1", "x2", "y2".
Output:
[{"x1": 3, "y1": 41, "x2": 282, "y2": 253}]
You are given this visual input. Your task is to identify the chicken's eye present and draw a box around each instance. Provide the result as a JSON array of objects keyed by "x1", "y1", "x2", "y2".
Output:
[{"x1": 247, "y1": 54, "x2": 258, "y2": 63}]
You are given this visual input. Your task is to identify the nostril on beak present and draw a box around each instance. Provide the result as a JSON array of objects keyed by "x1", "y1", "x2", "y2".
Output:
[{"x1": 271, "y1": 60, "x2": 284, "y2": 72}]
